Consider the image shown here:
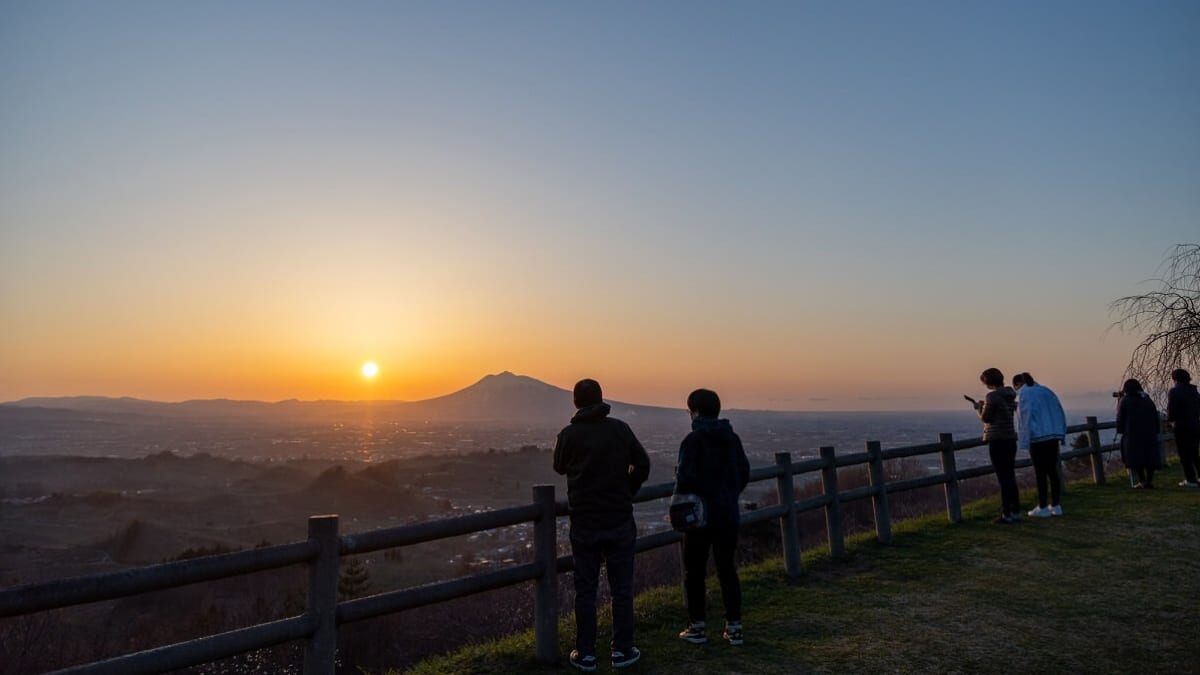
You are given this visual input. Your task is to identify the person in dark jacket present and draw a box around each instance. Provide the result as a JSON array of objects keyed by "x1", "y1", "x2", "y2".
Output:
[
  {"x1": 675, "y1": 388, "x2": 750, "y2": 647},
  {"x1": 553, "y1": 378, "x2": 651, "y2": 672},
  {"x1": 974, "y1": 368, "x2": 1020, "y2": 523},
  {"x1": 1117, "y1": 378, "x2": 1162, "y2": 488},
  {"x1": 1166, "y1": 368, "x2": 1200, "y2": 487}
]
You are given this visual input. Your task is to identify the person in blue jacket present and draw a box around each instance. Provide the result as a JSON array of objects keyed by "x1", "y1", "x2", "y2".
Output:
[
  {"x1": 675, "y1": 388, "x2": 750, "y2": 647},
  {"x1": 1013, "y1": 372, "x2": 1067, "y2": 517}
]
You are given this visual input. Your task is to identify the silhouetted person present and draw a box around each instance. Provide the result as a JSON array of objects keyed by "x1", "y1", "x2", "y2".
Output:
[
  {"x1": 675, "y1": 388, "x2": 750, "y2": 647},
  {"x1": 1013, "y1": 372, "x2": 1067, "y2": 517},
  {"x1": 974, "y1": 368, "x2": 1020, "y2": 523},
  {"x1": 1166, "y1": 368, "x2": 1200, "y2": 487},
  {"x1": 1117, "y1": 378, "x2": 1161, "y2": 488},
  {"x1": 553, "y1": 378, "x2": 650, "y2": 671}
]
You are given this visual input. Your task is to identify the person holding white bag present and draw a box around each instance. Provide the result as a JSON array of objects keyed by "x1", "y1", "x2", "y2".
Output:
[{"x1": 675, "y1": 388, "x2": 750, "y2": 647}]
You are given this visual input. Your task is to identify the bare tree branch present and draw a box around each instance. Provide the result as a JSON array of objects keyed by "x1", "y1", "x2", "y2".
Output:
[{"x1": 1109, "y1": 243, "x2": 1200, "y2": 403}]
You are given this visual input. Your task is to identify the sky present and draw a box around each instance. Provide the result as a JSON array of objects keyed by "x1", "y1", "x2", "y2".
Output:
[{"x1": 1, "y1": 1, "x2": 1197, "y2": 412}]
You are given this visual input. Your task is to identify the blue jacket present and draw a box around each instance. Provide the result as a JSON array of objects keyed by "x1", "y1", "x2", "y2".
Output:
[{"x1": 1016, "y1": 383, "x2": 1067, "y2": 450}]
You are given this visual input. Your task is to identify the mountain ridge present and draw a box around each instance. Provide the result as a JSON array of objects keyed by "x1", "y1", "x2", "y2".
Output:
[{"x1": 0, "y1": 371, "x2": 684, "y2": 424}]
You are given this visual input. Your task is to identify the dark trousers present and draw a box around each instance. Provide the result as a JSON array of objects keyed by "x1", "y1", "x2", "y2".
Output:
[
  {"x1": 1176, "y1": 426, "x2": 1200, "y2": 483},
  {"x1": 988, "y1": 439, "x2": 1020, "y2": 516},
  {"x1": 1030, "y1": 439, "x2": 1062, "y2": 507},
  {"x1": 682, "y1": 524, "x2": 741, "y2": 624},
  {"x1": 1133, "y1": 465, "x2": 1157, "y2": 487},
  {"x1": 569, "y1": 518, "x2": 636, "y2": 656}
]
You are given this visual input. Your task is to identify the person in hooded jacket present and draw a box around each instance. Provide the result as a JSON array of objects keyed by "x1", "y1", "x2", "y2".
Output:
[
  {"x1": 1166, "y1": 368, "x2": 1200, "y2": 487},
  {"x1": 1116, "y1": 378, "x2": 1162, "y2": 488},
  {"x1": 553, "y1": 379, "x2": 651, "y2": 672},
  {"x1": 675, "y1": 388, "x2": 751, "y2": 647},
  {"x1": 1013, "y1": 372, "x2": 1068, "y2": 517},
  {"x1": 975, "y1": 368, "x2": 1020, "y2": 523}
]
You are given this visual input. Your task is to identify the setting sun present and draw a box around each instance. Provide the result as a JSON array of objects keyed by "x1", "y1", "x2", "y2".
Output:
[{"x1": 361, "y1": 361, "x2": 379, "y2": 378}]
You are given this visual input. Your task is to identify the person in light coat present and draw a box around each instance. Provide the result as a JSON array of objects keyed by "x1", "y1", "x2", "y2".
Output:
[{"x1": 1013, "y1": 372, "x2": 1067, "y2": 517}]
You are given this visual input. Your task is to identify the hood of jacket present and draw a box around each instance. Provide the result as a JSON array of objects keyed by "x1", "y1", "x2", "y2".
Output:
[
  {"x1": 691, "y1": 417, "x2": 736, "y2": 437},
  {"x1": 570, "y1": 402, "x2": 611, "y2": 424}
]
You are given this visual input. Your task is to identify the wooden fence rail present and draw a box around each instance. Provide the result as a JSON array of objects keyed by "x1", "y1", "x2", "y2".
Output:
[{"x1": 0, "y1": 417, "x2": 1124, "y2": 673}]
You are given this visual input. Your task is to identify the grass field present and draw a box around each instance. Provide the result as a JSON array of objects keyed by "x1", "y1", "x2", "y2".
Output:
[{"x1": 405, "y1": 465, "x2": 1199, "y2": 674}]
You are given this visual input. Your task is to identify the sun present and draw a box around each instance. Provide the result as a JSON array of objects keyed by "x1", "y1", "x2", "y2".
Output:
[{"x1": 361, "y1": 361, "x2": 379, "y2": 378}]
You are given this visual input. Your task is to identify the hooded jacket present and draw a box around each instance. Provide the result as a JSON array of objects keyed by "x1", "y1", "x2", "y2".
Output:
[
  {"x1": 553, "y1": 403, "x2": 651, "y2": 529},
  {"x1": 978, "y1": 386, "x2": 1017, "y2": 442},
  {"x1": 674, "y1": 417, "x2": 750, "y2": 529},
  {"x1": 1016, "y1": 383, "x2": 1067, "y2": 450},
  {"x1": 1167, "y1": 382, "x2": 1200, "y2": 432}
]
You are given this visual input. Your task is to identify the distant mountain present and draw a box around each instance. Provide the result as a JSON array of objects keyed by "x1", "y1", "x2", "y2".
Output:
[{"x1": 1, "y1": 371, "x2": 684, "y2": 426}]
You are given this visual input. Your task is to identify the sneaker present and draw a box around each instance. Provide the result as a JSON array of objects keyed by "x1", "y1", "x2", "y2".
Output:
[
  {"x1": 992, "y1": 515, "x2": 1012, "y2": 524},
  {"x1": 1049, "y1": 505, "x2": 1063, "y2": 517},
  {"x1": 723, "y1": 621, "x2": 744, "y2": 646},
  {"x1": 1008, "y1": 513, "x2": 1022, "y2": 523},
  {"x1": 1027, "y1": 506, "x2": 1052, "y2": 518},
  {"x1": 679, "y1": 621, "x2": 707, "y2": 644},
  {"x1": 611, "y1": 646, "x2": 641, "y2": 669},
  {"x1": 1179, "y1": 480, "x2": 1199, "y2": 488},
  {"x1": 569, "y1": 650, "x2": 597, "y2": 672}
]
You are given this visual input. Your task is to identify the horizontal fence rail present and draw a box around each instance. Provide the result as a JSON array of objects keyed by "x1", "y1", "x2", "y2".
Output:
[{"x1": 0, "y1": 417, "x2": 1136, "y2": 673}]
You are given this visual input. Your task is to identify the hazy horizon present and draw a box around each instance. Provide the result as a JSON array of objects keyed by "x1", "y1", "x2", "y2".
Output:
[
  {"x1": 1, "y1": 369, "x2": 1124, "y2": 414},
  {"x1": 2, "y1": 3, "x2": 1197, "y2": 412}
]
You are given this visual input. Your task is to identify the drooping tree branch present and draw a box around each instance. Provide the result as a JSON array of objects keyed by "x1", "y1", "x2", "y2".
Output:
[{"x1": 1109, "y1": 243, "x2": 1200, "y2": 402}]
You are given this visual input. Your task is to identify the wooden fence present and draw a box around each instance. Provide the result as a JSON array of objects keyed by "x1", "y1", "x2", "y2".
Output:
[{"x1": 0, "y1": 417, "x2": 1122, "y2": 674}]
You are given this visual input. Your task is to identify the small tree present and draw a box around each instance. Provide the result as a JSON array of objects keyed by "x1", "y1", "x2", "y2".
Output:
[
  {"x1": 338, "y1": 556, "x2": 372, "y2": 600},
  {"x1": 1110, "y1": 243, "x2": 1200, "y2": 399}
]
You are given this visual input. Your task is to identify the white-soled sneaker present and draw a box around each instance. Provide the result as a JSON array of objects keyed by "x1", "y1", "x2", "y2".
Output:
[
  {"x1": 723, "y1": 621, "x2": 744, "y2": 646},
  {"x1": 611, "y1": 646, "x2": 641, "y2": 669},
  {"x1": 1027, "y1": 506, "x2": 1053, "y2": 518},
  {"x1": 1049, "y1": 505, "x2": 1063, "y2": 516},
  {"x1": 569, "y1": 650, "x2": 597, "y2": 672},
  {"x1": 1179, "y1": 480, "x2": 1199, "y2": 488},
  {"x1": 679, "y1": 621, "x2": 707, "y2": 644}
]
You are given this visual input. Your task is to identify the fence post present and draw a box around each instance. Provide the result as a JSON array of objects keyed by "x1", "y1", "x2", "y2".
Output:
[
  {"x1": 1086, "y1": 416, "x2": 1106, "y2": 485},
  {"x1": 866, "y1": 441, "x2": 893, "y2": 545},
  {"x1": 532, "y1": 485, "x2": 558, "y2": 664},
  {"x1": 939, "y1": 433, "x2": 962, "y2": 523},
  {"x1": 819, "y1": 446, "x2": 844, "y2": 558},
  {"x1": 774, "y1": 452, "x2": 802, "y2": 578},
  {"x1": 304, "y1": 515, "x2": 339, "y2": 675}
]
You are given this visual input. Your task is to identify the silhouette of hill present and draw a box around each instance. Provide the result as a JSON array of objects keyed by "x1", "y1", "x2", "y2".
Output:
[
  {"x1": 1, "y1": 371, "x2": 683, "y2": 425},
  {"x1": 286, "y1": 465, "x2": 432, "y2": 514}
]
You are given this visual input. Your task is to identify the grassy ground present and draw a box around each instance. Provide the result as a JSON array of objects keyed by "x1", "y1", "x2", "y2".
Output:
[{"x1": 405, "y1": 466, "x2": 1199, "y2": 674}]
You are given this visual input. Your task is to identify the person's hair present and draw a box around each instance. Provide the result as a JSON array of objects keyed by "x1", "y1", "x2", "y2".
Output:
[
  {"x1": 1013, "y1": 372, "x2": 1036, "y2": 387},
  {"x1": 1172, "y1": 368, "x2": 1192, "y2": 384},
  {"x1": 979, "y1": 368, "x2": 1005, "y2": 388},
  {"x1": 686, "y1": 388, "x2": 721, "y2": 418},
  {"x1": 1122, "y1": 378, "x2": 1144, "y2": 397},
  {"x1": 573, "y1": 379, "x2": 603, "y2": 408}
]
